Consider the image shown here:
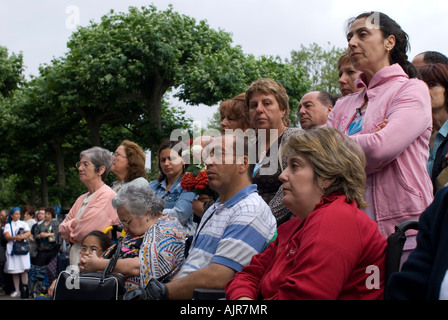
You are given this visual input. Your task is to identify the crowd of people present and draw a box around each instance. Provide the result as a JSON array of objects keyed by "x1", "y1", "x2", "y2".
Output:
[{"x1": 1, "y1": 11, "x2": 448, "y2": 300}]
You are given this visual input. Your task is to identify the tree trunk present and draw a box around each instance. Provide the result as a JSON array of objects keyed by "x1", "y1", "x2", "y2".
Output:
[
  {"x1": 52, "y1": 142, "x2": 66, "y2": 188},
  {"x1": 51, "y1": 141, "x2": 68, "y2": 209},
  {"x1": 39, "y1": 162, "x2": 49, "y2": 207},
  {"x1": 145, "y1": 71, "x2": 171, "y2": 146},
  {"x1": 88, "y1": 117, "x2": 102, "y2": 147}
]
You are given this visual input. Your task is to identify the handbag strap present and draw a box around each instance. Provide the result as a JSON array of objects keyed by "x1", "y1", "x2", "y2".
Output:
[{"x1": 102, "y1": 240, "x2": 122, "y2": 278}]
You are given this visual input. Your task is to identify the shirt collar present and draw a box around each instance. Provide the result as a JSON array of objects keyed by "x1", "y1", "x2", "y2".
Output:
[
  {"x1": 438, "y1": 119, "x2": 448, "y2": 138},
  {"x1": 216, "y1": 184, "x2": 258, "y2": 208},
  {"x1": 355, "y1": 63, "x2": 407, "y2": 90},
  {"x1": 158, "y1": 176, "x2": 182, "y2": 190}
]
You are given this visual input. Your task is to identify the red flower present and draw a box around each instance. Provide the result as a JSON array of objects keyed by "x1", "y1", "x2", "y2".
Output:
[
  {"x1": 180, "y1": 168, "x2": 212, "y2": 195},
  {"x1": 180, "y1": 172, "x2": 196, "y2": 192}
]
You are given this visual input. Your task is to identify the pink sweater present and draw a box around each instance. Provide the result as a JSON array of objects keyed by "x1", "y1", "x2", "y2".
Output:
[
  {"x1": 327, "y1": 64, "x2": 433, "y2": 240},
  {"x1": 59, "y1": 184, "x2": 119, "y2": 244}
]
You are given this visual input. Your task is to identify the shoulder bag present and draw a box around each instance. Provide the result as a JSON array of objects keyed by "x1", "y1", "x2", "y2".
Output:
[
  {"x1": 53, "y1": 241, "x2": 126, "y2": 300},
  {"x1": 11, "y1": 225, "x2": 30, "y2": 256}
]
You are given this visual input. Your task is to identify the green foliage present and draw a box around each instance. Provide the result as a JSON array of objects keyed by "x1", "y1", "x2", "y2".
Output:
[
  {"x1": 0, "y1": 4, "x2": 312, "y2": 210},
  {"x1": 290, "y1": 42, "x2": 345, "y2": 95},
  {"x1": 0, "y1": 46, "x2": 24, "y2": 97},
  {"x1": 0, "y1": 175, "x2": 20, "y2": 209}
]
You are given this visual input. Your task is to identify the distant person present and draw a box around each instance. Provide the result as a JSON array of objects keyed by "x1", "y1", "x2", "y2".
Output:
[
  {"x1": 298, "y1": 91, "x2": 334, "y2": 130},
  {"x1": 338, "y1": 49, "x2": 362, "y2": 96},
  {"x1": 3, "y1": 207, "x2": 31, "y2": 298},
  {"x1": 327, "y1": 12, "x2": 433, "y2": 260},
  {"x1": 22, "y1": 206, "x2": 36, "y2": 230},
  {"x1": 419, "y1": 63, "x2": 448, "y2": 193},
  {"x1": 34, "y1": 207, "x2": 60, "y2": 268},
  {"x1": 412, "y1": 51, "x2": 448, "y2": 69},
  {"x1": 0, "y1": 209, "x2": 7, "y2": 296}
]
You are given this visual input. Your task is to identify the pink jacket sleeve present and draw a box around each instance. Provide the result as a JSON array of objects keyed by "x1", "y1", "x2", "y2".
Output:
[
  {"x1": 350, "y1": 80, "x2": 431, "y2": 173},
  {"x1": 58, "y1": 185, "x2": 119, "y2": 244}
]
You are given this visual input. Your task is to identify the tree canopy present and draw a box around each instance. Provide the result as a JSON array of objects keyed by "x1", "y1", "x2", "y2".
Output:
[
  {"x1": 0, "y1": 4, "x2": 316, "y2": 210},
  {"x1": 290, "y1": 42, "x2": 345, "y2": 95}
]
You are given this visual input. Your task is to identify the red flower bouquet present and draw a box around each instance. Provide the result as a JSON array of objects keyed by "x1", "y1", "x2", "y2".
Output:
[{"x1": 180, "y1": 139, "x2": 213, "y2": 196}]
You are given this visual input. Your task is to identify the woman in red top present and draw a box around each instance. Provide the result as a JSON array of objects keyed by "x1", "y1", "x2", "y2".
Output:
[{"x1": 225, "y1": 127, "x2": 387, "y2": 300}]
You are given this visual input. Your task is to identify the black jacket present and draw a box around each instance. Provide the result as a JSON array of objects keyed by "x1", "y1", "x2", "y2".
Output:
[{"x1": 386, "y1": 187, "x2": 448, "y2": 299}]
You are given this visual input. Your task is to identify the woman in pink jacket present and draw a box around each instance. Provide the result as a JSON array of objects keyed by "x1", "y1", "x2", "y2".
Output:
[
  {"x1": 59, "y1": 147, "x2": 119, "y2": 266},
  {"x1": 327, "y1": 12, "x2": 433, "y2": 254}
]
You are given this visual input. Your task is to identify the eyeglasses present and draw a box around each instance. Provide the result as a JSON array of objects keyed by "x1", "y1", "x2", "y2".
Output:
[
  {"x1": 113, "y1": 152, "x2": 127, "y2": 159},
  {"x1": 75, "y1": 161, "x2": 92, "y2": 168},
  {"x1": 118, "y1": 213, "x2": 134, "y2": 228},
  {"x1": 80, "y1": 246, "x2": 99, "y2": 254}
]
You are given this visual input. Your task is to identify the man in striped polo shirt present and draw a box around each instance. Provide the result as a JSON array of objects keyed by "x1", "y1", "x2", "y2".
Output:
[{"x1": 143, "y1": 133, "x2": 277, "y2": 300}]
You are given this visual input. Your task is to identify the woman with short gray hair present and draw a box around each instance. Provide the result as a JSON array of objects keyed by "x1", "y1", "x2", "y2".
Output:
[
  {"x1": 59, "y1": 146, "x2": 119, "y2": 266},
  {"x1": 80, "y1": 146, "x2": 114, "y2": 182},
  {"x1": 112, "y1": 185, "x2": 165, "y2": 219},
  {"x1": 79, "y1": 185, "x2": 187, "y2": 292}
]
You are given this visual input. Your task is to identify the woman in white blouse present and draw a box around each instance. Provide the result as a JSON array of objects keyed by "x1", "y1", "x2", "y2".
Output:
[{"x1": 3, "y1": 207, "x2": 31, "y2": 298}]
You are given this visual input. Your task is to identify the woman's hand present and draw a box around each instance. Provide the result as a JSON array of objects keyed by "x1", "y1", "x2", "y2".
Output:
[
  {"x1": 70, "y1": 219, "x2": 79, "y2": 229},
  {"x1": 374, "y1": 119, "x2": 389, "y2": 132},
  {"x1": 39, "y1": 232, "x2": 50, "y2": 238},
  {"x1": 192, "y1": 194, "x2": 214, "y2": 217},
  {"x1": 192, "y1": 199, "x2": 205, "y2": 217},
  {"x1": 47, "y1": 280, "x2": 56, "y2": 298},
  {"x1": 14, "y1": 233, "x2": 26, "y2": 241}
]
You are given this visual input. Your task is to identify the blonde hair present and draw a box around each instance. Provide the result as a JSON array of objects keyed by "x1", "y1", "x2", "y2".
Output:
[{"x1": 282, "y1": 127, "x2": 368, "y2": 208}]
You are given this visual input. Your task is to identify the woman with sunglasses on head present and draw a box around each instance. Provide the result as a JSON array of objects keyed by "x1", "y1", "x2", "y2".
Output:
[{"x1": 59, "y1": 146, "x2": 119, "y2": 267}]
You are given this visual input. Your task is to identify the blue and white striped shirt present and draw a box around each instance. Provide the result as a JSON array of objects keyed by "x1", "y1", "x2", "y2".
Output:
[{"x1": 176, "y1": 184, "x2": 276, "y2": 278}]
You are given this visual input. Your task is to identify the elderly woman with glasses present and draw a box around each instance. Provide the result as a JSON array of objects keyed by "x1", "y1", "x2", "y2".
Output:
[
  {"x1": 78, "y1": 185, "x2": 187, "y2": 293},
  {"x1": 59, "y1": 146, "x2": 119, "y2": 267}
]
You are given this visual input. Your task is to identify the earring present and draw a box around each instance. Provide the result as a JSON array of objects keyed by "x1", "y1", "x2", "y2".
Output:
[{"x1": 318, "y1": 181, "x2": 326, "y2": 194}]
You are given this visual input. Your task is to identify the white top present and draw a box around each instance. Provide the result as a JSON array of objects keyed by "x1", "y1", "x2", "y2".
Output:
[{"x1": 3, "y1": 220, "x2": 31, "y2": 273}]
